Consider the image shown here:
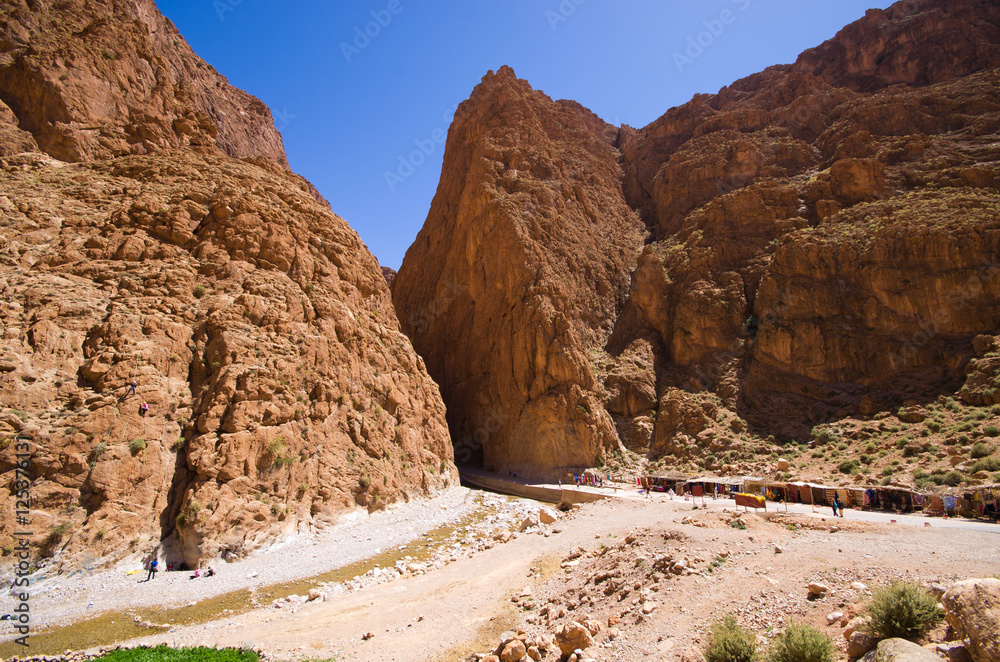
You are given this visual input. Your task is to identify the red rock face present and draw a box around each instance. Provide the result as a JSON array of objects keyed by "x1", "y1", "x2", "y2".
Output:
[
  {"x1": 0, "y1": 1, "x2": 455, "y2": 568},
  {"x1": 393, "y1": 67, "x2": 646, "y2": 478},
  {"x1": 395, "y1": 0, "x2": 1000, "y2": 472},
  {"x1": 0, "y1": 0, "x2": 289, "y2": 166}
]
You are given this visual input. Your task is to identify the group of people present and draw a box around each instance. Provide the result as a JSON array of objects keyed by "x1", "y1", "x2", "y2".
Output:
[
  {"x1": 145, "y1": 557, "x2": 215, "y2": 581},
  {"x1": 125, "y1": 380, "x2": 150, "y2": 416},
  {"x1": 832, "y1": 494, "x2": 846, "y2": 517}
]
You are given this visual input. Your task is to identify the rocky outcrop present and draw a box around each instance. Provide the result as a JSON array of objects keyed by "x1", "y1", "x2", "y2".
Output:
[
  {"x1": 0, "y1": 0, "x2": 455, "y2": 570},
  {"x1": 942, "y1": 579, "x2": 1000, "y2": 662},
  {"x1": 0, "y1": 149, "x2": 456, "y2": 569},
  {"x1": 0, "y1": 0, "x2": 288, "y2": 166},
  {"x1": 395, "y1": 0, "x2": 1000, "y2": 474},
  {"x1": 393, "y1": 66, "x2": 645, "y2": 478}
]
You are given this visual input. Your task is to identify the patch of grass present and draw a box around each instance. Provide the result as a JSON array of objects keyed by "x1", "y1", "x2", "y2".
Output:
[
  {"x1": 984, "y1": 425, "x2": 1000, "y2": 437},
  {"x1": 171, "y1": 437, "x2": 186, "y2": 451},
  {"x1": 705, "y1": 615, "x2": 759, "y2": 662},
  {"x1": 193, "y1": 284, "x2": 207, "y2": 299},
  {"x1": 767, "y1": 622, "x2": 835, "y2": 662},
  {"x1": 925, "y1": 420, "x2": 942, "y2": 433},
  {"x1": 94, "y1": 647, "x2": 259, "y2": 662},
  {"x1": 128, "y1": 438, "x2": 146, "y2": 453},
  {"x1": 863, "y1": 581, "x2": 943, "y2": 642}
]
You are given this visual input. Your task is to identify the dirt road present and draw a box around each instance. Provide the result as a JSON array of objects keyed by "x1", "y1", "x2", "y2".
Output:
[{"x1": 118, "y1": 494, "x2": 1000, "y2": 661}]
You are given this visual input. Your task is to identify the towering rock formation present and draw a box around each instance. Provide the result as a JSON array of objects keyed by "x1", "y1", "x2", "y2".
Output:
[
  {"x1": 394, "y1": 0, "x2": 1000, "y2": 474},
  {"x1": 0, "y1": 0, "x2": 455, "y2": 569},
  {"x1": 393, "y1": 68, "x2": 645, "y2": 477}
]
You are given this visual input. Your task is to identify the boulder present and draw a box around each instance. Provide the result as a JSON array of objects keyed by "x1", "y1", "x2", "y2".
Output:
[
  {"x1": 867, "y1": 638, "x2": 940, "y2": 661},
  {"x1": 936, "y1": 642, "x2": 974, "y2": 662},
  {"x1": 520, "y1": 515, "x2": 540, "y2": 532},
  {"x1": 942, "y1": 579, "x2": 1000, "y2": 662},
  {"x1": 500, "y1": 639, "x2": 527, "y2": 662},
  {"x1": 847, "y1": 630, "x2": 877, "y2": 658},
  {"x1": 555, "y1": 622, "x2": 595, "y2": 656},
  {"x1": 845, "y1": 615, "x2": 869, "y2": 639},
  {"x1": 808, "y1": 582, "x2": 830, "y2": 597},
  {"x1": 539, "y1": 507, "x2": 560, "y2": 524}
]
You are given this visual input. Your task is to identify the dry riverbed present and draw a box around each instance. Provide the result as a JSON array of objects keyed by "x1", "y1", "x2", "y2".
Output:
[{"x1": 2, "y1": 488, "x2": 998, "y2": 662}]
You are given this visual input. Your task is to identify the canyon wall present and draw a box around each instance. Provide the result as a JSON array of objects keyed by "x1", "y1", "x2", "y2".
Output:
[
  {"x1": 0, "y1": 0, "x2": 456, "y2": 569},
  {"x1": 394, "y1": 0, "x2": 1000, "y2": 474}
]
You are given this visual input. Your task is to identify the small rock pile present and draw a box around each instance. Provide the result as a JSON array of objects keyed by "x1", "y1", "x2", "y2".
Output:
[{"x1": 471, "y1": 526, "x2": 719, "y2": 661}]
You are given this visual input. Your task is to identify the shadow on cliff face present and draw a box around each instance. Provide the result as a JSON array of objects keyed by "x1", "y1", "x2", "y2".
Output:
[{"x1": 392, "y1": 0, "x2": 1000, "y2": 479}]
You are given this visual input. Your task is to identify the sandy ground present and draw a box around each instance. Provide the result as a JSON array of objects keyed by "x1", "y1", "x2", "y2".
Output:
[{"x1": 67, "y1": 488, "x2": 1000, "y2": 662}]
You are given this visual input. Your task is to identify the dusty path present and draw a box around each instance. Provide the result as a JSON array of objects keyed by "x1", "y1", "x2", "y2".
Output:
[{"x1": 111, "y1": 493, "x2": 1000, "y2": 662}]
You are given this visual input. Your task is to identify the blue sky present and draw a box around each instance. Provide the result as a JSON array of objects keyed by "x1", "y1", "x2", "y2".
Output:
[{"x1": 157, "y1": 0, "x2": 894, "y2": 269}]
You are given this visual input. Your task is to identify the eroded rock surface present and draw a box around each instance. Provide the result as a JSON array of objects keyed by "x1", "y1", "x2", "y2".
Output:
[
  {"x1": 0, "y1": 0, "x2": 455, "y2": 569},
  {"x1": 395, "y1": 0, "x2": 1000, "y2": 473},
  {"x1": 393, "y1": 66, "x2": 645, "y2": 477}
]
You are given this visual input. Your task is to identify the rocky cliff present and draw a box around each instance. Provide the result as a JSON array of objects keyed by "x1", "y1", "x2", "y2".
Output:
[
  {"x1": 393, "y1": 67, "x2": 645, "y2": 477},
  {"x1": 0, "y1": 0, "x2": 456, "y2": 570},
  {"x1": 394, "y1": 0, "x2": 1000, "y2": 479}
]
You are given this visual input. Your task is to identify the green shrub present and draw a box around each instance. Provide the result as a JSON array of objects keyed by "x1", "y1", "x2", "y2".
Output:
[
  {"x1": 767, "y1": 622, "x2": 835, "y2": 662},
  {"x1": 984, "y1": 425, "x2": 1000, "y2": 437},
  {"x1": 972, "y1": 457, "x2": 1000, "y2": 473},
  {"x1": 838, "y1": 459, "x2": 860, "y2": 475},
  {"x1": 359, "y1": 474, "x2": 372, "y2": 491},
  {"x1": 193, "y1": 284, "x2": 207, "y2": 299},
  {"x1": 705, "y1": 615, "x2": 759, "y2": 662},
  {"x1": 813, "y1": 427, "x2": 837, "y2": 445},
  {"x1": 864, "y1": 581, "x2": 943, "y2": 642},
  {"x1": 925, "y1": 420, "x2": 942, "y2": 432},
  {"x1": 129, "y1": 438, "x2": 146, "y2": 453},
  {"x1": 943, "y1": 471, "x2": 963, "y2": 487},
  {"x1": 171, "y1": 437, "x2": 186, "y2": 451},
  {"x1": 971, "y1": 443, "x2": 994, "y2": 459}
]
